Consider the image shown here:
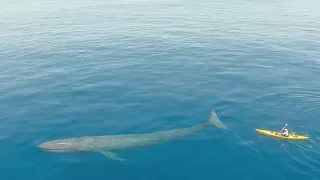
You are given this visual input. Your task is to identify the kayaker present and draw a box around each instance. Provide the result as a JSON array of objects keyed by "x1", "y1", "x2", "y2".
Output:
[{"x1": 281, "y1": 128, "x2": 289, "y2": 137}]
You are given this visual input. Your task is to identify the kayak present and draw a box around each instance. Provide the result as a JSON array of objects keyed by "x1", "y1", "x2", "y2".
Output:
[{"x1": 255, "y1": 129, "x2": 309, "y2": 140}]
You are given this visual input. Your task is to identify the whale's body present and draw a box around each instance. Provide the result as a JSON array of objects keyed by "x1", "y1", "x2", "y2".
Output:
[{"x1": 37, "y1": 110, "x2": 229, "y2": 161}]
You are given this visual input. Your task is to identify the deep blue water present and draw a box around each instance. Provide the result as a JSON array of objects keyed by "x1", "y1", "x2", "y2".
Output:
[{"x1": 1, "y1": 0, "x2": 320, "y2": 179}]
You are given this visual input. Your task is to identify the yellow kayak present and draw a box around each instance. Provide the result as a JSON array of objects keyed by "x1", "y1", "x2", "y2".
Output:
[{"x1": 255, "y1": 129, "x2": 309, "y2": 140}]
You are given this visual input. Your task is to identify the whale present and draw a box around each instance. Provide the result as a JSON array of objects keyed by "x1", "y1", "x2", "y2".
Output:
[{"x1": 37, "y1": 109, "x2": 229, "y2": 161}]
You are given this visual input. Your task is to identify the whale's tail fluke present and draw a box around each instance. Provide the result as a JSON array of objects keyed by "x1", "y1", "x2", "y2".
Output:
[{"x1": 208, "y1": 109, "x2": 230, "y2": 130}]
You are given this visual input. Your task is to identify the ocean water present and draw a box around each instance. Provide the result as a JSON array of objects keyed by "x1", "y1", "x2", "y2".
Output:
[{"x1": 1, "y1": 0, "x2": 320, "y2": 179}]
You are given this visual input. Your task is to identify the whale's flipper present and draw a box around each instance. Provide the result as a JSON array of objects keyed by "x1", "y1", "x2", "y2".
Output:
[{"x1": 100, "y1": 151, "x2": 125, "y2": 161}]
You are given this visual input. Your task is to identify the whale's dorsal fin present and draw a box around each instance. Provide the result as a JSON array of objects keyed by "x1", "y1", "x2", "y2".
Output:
[{"x1": 99, "y1": 151, "x2": 125, "y2": 161}]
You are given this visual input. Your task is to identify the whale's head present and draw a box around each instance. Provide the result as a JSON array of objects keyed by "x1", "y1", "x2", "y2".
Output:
[{"x1": 37, "y1": 138, "x2": 83, "y2": 153}]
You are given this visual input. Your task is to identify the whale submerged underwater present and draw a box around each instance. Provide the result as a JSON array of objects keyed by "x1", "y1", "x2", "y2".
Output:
[{"x1": 37, "y1": 109, "x2": 229, "y2": 161}]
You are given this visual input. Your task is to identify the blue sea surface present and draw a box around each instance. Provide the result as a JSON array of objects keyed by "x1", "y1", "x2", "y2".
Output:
[{"x1": 1, "y1": 0, "x2": 320, "y2": 179}]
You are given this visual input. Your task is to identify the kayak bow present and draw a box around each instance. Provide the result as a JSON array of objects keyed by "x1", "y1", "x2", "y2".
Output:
[{"x1": 255, "y1": 129, "x2": 309, "y2": 140}]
